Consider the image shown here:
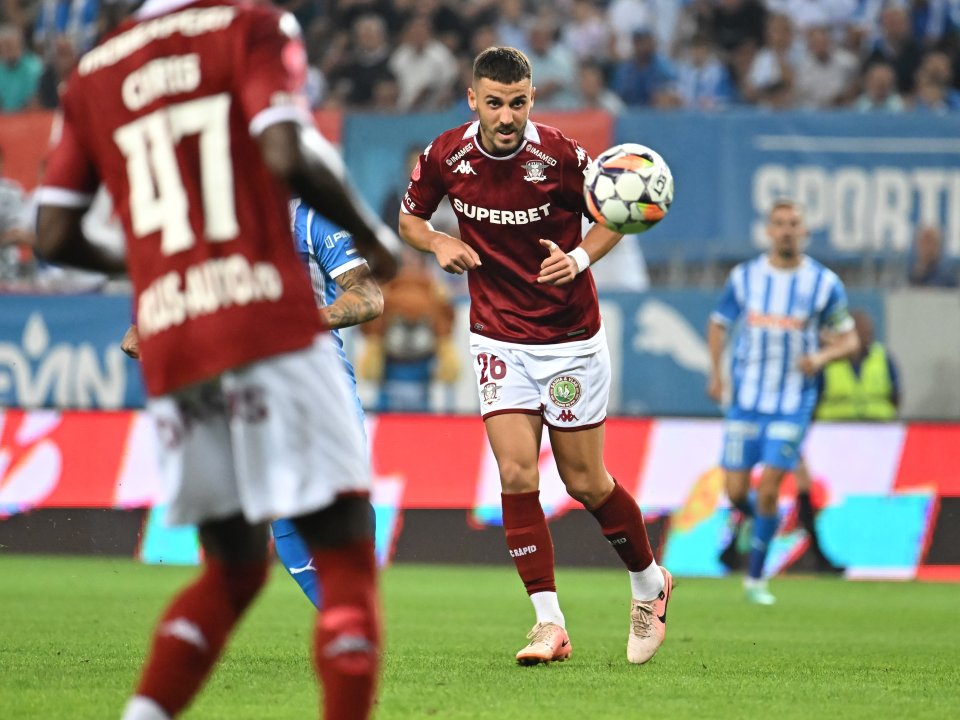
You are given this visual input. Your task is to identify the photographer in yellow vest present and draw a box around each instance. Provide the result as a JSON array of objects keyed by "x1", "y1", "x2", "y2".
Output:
[{"x1": 815, "y1": 309, "x2": 900, "y2": 421}]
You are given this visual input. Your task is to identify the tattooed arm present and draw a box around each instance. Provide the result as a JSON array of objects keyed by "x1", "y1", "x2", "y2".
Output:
[{"x1": 323, "y1": 264, "x2": 384, "y2": 329}]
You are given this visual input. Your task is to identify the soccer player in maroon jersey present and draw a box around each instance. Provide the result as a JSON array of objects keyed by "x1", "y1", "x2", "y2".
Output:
[
  {"x1": 398, "y1": 46, "x2": 673, "y2": 666},
  {"x1": 34, "y1": 1, "x2": 397, "y2": 718}
]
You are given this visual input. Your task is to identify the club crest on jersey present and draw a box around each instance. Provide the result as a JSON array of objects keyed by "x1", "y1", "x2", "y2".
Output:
[
  {"x1": 548, "y1": 376, "x2": 581, "y2": 407},
  {"x1": 522, "y1": 160, "x2": 547, "y2": 183},
  {"x1": 482, "y1": 382, "x2": 501, "y2": 405}
]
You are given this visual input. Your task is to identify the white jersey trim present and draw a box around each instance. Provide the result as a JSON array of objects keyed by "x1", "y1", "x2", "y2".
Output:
[
  {"x1": 249, "y1": 105, "x2": 312, "y2": 137},
  {"x1": 34, "y1": 186, "x2": 94, "y2": 208},
  {"x1": 328, "y1": 257, "x2": 366, "y2": 279},
  {"x1": 464, "y1": 120, "x2": 541, "y2": 161}
]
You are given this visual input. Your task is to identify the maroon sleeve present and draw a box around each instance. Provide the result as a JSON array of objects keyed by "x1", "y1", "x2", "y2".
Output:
[
  {"x1": 560, "y1": 137, "x2": 591, "y2": 217},
  {"x1": 401, "y1": 140, "x2": 447, "y2": 219},
  {"x1": 39, "y1": 85, "x2": 99, "y2": 202},
  {"x1": 236, "y1": 8, "x2": 311, "y2": 135}
]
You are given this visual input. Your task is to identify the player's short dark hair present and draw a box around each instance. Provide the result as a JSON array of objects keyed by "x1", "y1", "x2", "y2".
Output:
[{"x1": 473, "y1": 47, "x2": 532, "y2": 85}]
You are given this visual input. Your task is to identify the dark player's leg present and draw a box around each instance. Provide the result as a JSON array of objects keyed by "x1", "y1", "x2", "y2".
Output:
[
  {"x1": 720, "y1": 469, "x2": 755, "y2": 571},
  {"x1": 292, "y1": 495, "x2": 380, "y2": 720},
  {"x1": 272, "y1": 518, "x2": 321, "y2": 607},
  {"x1": 550, "y1": 424, "x2": 670, "y2": 664},
  {"x1": 123, "y1": 515, "x2": 270, "y2": 719},
  {"x1": 794, "y1": 457, "x2": 845, "y2": 573}
]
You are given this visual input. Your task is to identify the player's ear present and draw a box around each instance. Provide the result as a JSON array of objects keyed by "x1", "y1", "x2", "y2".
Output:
[
  {"x1": 467, "y1": 86, "x2": 477, "y2": 112},
  {"x1": 530, "y1": 85, "x2": 536, "y2": 107}
]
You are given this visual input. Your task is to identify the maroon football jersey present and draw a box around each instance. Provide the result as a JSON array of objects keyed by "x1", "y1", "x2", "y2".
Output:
[
  {"x1": 403, "y1": 120, "x2": 601, "y2": 345},
  {"x1": 39, "y1": 0, "x2": 322, "y2": 396}
]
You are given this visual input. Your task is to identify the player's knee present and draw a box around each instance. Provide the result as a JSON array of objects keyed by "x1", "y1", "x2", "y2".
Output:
[
  {"x1": 208, "y1": 560, "x2": 269, "y2": 613},
  {"x1": 498, "y1": 460, "x2": 539, "y2": 493}
]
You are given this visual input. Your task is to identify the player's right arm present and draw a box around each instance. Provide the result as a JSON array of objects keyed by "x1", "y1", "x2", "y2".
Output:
[
  {"x1": 707, "y1": 320, "x2": 727, "y2": 403},
  {"x1": 398, "y1": 212, "x2": 480, "y2": 275},
  {"x1": 324, "y1": 264, "x2": 383, "y2": 329},
  {"x1": 707, "y1": 272, "x2": 742, "y2": 403},
  {"x1": 258, "y1": 123, "x2": 398, "y2": 283}
]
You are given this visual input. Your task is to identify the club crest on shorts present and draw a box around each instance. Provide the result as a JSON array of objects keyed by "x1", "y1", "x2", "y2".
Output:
[
  {"x1": 482, "y1": 382, "x2": 501, "y2": 405},
  {"x1": 522, "y1": 160, "x2": 547, "y2": 183},
  {"x1": 548, "y1": 376, "x2": 581, "y2": 407}
]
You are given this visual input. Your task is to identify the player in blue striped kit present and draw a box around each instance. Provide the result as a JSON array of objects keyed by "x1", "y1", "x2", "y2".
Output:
[
  {"x1": 271, "y1": 201, "x2": 384, "y2": 606},
  {"x1": 707, "y1": 199, "x2": 859, "y2": 605},
  {"x1": 121, "y1": 203, "x2": 382, "y2": 607}
]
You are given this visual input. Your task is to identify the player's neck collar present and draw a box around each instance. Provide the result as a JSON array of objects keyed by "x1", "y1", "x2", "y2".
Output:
[
  {"x1": 136, "y1": 0, "x2": 199, "y2": 20},
  {"x1": 466, "y1": 121, "x2": 541, "y2": 161}
]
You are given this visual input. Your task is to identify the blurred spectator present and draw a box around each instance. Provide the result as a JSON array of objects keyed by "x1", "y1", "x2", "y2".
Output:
[
  {"x1": 793, "y1": 23, "x2": 859, "y2": 109},
  {"x1": 610, "y1": 29, "x2": 679, "y2": 107},
  {"x1": 672, "y1": 0, "x2": 716, "y2": 56},
  {"x1": 712, "y1": 0, "x2": 767, "y2": 55},
  {"x1": 909, "y1": 225, "x2": 958, "y2": 287},
  {"x1": 0, "y1": 144, "x2": 31, "y2": 282},
  {"x1": 912, "y1": 70, "x2": 955, "y2": 112},
  {"x1": 525, "y1": 19, "x2": 578, "y2": 109},
  {"x1": 0, "y1": 144, "x2": 23, "y2": 239},
  {"x1": 328, "y1": 14, "x2": 396, "y2": 110},
  {"x1": 35, "y1": 32, "x2": 74, "y2": 109},
  {"x1": 389, "y1": 15, "x2": 458, "y2": 111},
  {"x1": 495, "y1": 0, "x2": 532, "y2": 54},
  {"x1": 916, "y1": 50, "x2": 960, "y2": 107},
  {"x1": 855, "y1": 61, "x2": 905, "y2": 111},
  {"x1": 561, "y1": 0, "x2": 611, "y2": 63},
  {"x1": 0, "y1": 23, "x2": 40, "y2": 111},
  {"x1": 741, "y1": 13, "x2": 799, "y2": 108},
  {"x1": 865, "y1": 4, "x2": 923, "y2": 95},
  {"x1": 576, "y1": 59, "x2": 625, "y2": 114},
  {"x1": 33, "y1": 0, "x2": 99, "y2": 57},
  {"x1": 358, "y1": 248, "x2": 459, "y2": 412},
  {"x1": 674, "y1": 33, "x2": 736, "y2": 109},
  {"x1": 608, "y1": 0, "x2": 655, "y2": 60},
  {"x1": 766, "y1": 0, "x2": 859, "y2": 34},
  {"x1": 419, "y1": 0, "x2": 468, "y2": 55},
  {"x1": 815, "y1": 309, "x2": 900, "y2": 421},
  {"x1": 906, "y1": 0, "x2": 960, "y2": 48}
]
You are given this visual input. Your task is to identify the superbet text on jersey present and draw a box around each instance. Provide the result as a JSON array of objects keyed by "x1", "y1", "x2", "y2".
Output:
[
  {"x1": 402, "y1": 121, "x2": 599, "y2": 345},
  {"x1": 39, "y1": 0, "x2": 320, "y2": 396}
]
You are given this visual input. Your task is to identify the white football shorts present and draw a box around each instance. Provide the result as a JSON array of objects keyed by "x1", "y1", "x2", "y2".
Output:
[
  {"x1": 469, "y1": 328, "x2": 610, "y2": 430},
  {"x1": 148, "y1": 334, "x2": 369, "y2": 526}
]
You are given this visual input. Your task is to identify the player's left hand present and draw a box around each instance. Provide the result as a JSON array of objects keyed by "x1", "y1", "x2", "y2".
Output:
[
  {"x1": 797, "y1": 352, "x2": 825, "y2": 376},
  {"x1": 537, "y1": 239, "x2": 577, "y2": 286},
  {"x1": 120, "y1": 324, "x2": 141, "y2": 360}
]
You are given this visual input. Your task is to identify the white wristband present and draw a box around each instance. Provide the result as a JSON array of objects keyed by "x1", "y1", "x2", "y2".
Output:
[{"x1": 567, "y1": 247, "x2": 591, "y2": 274}]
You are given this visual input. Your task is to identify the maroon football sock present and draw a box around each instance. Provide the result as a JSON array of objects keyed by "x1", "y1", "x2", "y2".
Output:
[
  {"x1": 588, "y1": 481, "x2": 655, "y2": 571},
  {"x1": 136, "y1": 559, "x2": 268, "y2": 716},
  {"x1": 502, "y1": 491, "x2": 557, "y2": 595},
  {"x1": 312, "y1": 539, "x2": 380, "y2": 720}
]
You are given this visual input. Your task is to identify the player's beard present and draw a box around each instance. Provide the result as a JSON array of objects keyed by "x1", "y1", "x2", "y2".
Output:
[{"x1": 486, "y1": 122, "x2": 524, "y2": 155}]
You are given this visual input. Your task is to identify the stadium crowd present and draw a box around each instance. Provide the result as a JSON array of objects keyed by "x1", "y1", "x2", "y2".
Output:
[{"x1": 3, "y1": 0, "x2": 960, "y2": 114}]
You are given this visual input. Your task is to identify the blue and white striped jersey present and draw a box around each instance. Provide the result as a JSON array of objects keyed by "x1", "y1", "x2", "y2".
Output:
[
  {"x1": 290, "y1": 201, "x2": 367, "y2": 386},
  {"x1": 711, "y1": 254, "x2": 854, "y2": 416}
]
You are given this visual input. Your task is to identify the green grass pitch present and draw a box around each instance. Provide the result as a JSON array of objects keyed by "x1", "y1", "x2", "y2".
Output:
[{"x1": 1, "y1": 555, "x2": 957, "y2": 719}]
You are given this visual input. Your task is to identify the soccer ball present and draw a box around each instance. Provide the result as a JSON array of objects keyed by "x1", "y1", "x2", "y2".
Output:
[{"x1": 583, "y1": 143, "x2": 674, "y2": 234}]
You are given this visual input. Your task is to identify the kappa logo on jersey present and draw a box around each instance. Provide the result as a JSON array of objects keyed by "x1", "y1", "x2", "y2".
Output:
[
  {"x1": 522, "y1": 160, "x2": 547, "y2": 183},
  {"x1": 557, "y1": 409, "x2": 579, "y2": 423},
  {"x1": 481, "y1": 382, "x2": 501, "y2": 405},
  {"x1": 549, "y1": 376, "x2": 582, "y2": 408},
  {"x1": 576, "y1": 146, "x2": 587, "y2": 165},
  {"x1": 452, "y1": 160, "x2": 477, "y2": 175}
]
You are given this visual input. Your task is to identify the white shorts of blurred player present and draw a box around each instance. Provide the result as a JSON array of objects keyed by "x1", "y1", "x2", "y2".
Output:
[
  {"x1": 470, "y1": 328, "x2": 610, "y2": 430},
  {"x1": 148, "y1": 334, "x2": 369, "y2": 527}
]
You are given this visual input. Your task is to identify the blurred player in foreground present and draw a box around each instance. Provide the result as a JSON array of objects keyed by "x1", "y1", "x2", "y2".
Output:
[
  {"x1": 707, "y1": 199, "x2": 858, "y2": 605},
  {"x1": 398, "y1": 46, "x2": 671, "y2": 666},
  {"x1": 122, "y1": 203, "x2": 383, "y2": 607},
  {"x1": 35, "y1": 1, "x2": 398, "y2": 718}
]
